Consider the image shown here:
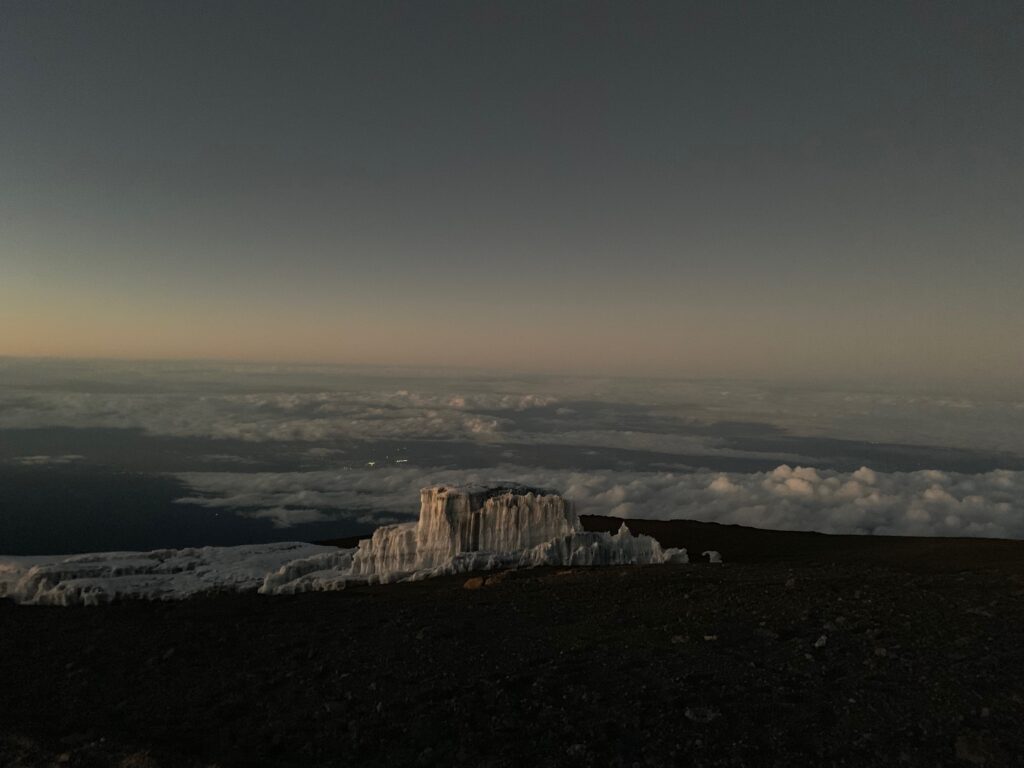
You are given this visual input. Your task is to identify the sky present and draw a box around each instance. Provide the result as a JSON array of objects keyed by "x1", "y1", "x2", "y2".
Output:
[{"x1": 1, "y1": 1, "x2": 1022, "y2": 383}]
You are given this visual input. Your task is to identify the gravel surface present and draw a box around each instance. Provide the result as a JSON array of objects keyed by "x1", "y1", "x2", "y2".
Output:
[{"x1": 2, "y1": 521, "x2": 1024, "y2": 768}]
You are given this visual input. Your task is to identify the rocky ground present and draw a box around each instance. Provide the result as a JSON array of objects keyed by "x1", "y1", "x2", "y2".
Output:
[{"x1": 2, "y1": 519, "x2": 1024, "y2": 768}]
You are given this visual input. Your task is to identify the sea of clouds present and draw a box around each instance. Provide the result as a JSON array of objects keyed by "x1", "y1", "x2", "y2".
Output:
[
  {"x1": 176, "y1": 463, "x2": 1024, "y2": 539},
  {"x1": 2, "y1": 358, "x2": 1022, "y2": 453},
  {"x1": 3, "y1": 359, "x2": 1023, "y2": 543}
]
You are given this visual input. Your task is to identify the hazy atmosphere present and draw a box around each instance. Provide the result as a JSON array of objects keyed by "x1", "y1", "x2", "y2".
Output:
[{"x1": 2, "y1": 1, "x2": 1022, "y2": 381}]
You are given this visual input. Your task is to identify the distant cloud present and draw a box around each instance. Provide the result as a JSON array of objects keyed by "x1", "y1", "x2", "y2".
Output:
[
  {"x1": 238, "y1": 506, "x2": 329, "y2": 528},
  {"x1": 9, "y1": 454, "x2": 84, "y2": 466},
  {"x1": 0, "y1": 390, "x2": 522, "y2": 443},
  {"x1": 176, "y1": 464, "x2": 1024, "y2": 539},
  {"x1": 1, "y1": 360, "x2": 1022, "y2": 459},
  {"x1": 518, "y1": 429, "x2": 814, "y2": 464},
  {"x1": 175, "y1": 467, "x2": 428, "y2": 518},
  {"x1": 199, "y1": 454, "x2": 259, "y2": 465}
]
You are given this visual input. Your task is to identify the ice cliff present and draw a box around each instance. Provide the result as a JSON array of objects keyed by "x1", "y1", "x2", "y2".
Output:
[
  {"x1": 0, "y1": 485, "x2": 687, "y2": 606},
  {"x1": 261, "y1": 485, "x2": 686, "y2": 593}
]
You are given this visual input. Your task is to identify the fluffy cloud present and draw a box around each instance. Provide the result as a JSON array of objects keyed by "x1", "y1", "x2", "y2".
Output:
[{"x1": 176, "y1": 464, "x2": 1024, "y2": 539}]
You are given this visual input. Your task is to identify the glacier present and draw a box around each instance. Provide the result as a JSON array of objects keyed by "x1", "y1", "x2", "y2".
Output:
[
  {"x1": 0, "y1": 485, "x2": 688, "y2": 606},
  {"x1": 0, "y1": 542, "x2": 336, "y2": 607}
]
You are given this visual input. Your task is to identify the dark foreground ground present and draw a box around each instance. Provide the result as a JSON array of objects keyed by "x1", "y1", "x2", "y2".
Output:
[{"x1": 2, "y1": 519, "x2": 1024, "y2": 768}]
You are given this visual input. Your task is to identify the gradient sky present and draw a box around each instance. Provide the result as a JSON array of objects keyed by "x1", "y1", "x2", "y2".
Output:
[{"x1": 1, "y1": 1, "x2": 1022, "y2": 382}]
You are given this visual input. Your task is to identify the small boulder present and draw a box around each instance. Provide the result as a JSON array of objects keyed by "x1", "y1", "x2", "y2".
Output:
[
  {"x1": 485, "y1": 571, "x2": 509, "y2": 586},
  {"x1": 684, "y1": 706, "x2": 721, "y2": 724}
]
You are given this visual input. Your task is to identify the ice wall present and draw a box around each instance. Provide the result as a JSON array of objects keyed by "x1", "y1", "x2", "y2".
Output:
[
  {"x1": 344, "y1": 485, "x2": 578, "y2": 582},
  {"x1": 262, "y1": 485, "x2": 685, "y2": 592}
]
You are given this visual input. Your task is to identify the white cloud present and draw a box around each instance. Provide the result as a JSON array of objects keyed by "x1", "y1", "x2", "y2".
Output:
[
  {"x1": 238, "y1": 507, "x2": 329, "y2": 528},
  {"x1": 175, "y1": 464, "x2": 1024, "y2": 539},
  {"x1": 9, "y1": 454, "x2": 84, "y2": 466}
]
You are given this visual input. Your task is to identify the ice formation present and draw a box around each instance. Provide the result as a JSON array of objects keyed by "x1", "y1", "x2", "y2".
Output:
[
  {"x1": 261, "y1": 485, "x2": 685, "y2": 593},
  {"x1": 0, "y1": 485, "x2": 687, "y2": 606}
]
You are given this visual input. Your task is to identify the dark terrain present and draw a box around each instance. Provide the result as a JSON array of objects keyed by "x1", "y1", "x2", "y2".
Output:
[{"x1": 2, "y1": 519, "x2": 1024, "y2": 768}]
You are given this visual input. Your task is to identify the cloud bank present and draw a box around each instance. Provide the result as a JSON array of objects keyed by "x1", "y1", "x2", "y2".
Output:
[
  {"x1": 2, "y1": 360, "x2": 1022, "y2": 456},
  {"x1": 0, "y1": 390, "x2": 520, "y2": 443},
  {"x1": 176, "y1": 464, "x2": 1024, "y2": 539}
]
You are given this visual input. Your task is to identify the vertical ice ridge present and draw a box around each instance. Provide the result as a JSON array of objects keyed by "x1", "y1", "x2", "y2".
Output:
[{"x1": 262, "y1": 484, "x2": 676, "y2": 593}]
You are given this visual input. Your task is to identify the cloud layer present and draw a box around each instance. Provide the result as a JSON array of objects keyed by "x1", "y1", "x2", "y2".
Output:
[
  {"x1": 0, "y1": 390, "x2": 520, "y2": 443},
  {"x1": 10, "y1": 454, "x2": 85, "y2": 466},
  {"x1": 2, "y1": 359, "x2": 1022, "y2": 455},
  {"x1": 177, "y1": 464, "x2": 1024, "y2": 539}
]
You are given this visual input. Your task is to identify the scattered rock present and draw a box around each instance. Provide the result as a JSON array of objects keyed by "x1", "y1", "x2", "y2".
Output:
[
  {"x1": 119, "y1": 752, "x2": 160, "y2": 768},
  {"x1": 3, "y1": 552, "x2": 1023, "y2": 768},
  {"x1": 684, "y1": 706, "x2": 721, "y2": 724},
  {"x1": 463, "y1": 573, "x2": 508, "y2": 589},
  {"x1": 814, "y1": 635, "x2": 828, "y2": 649},
  {"x1": 955, "y1": 731, "x2": 989, "y2": 765}
]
